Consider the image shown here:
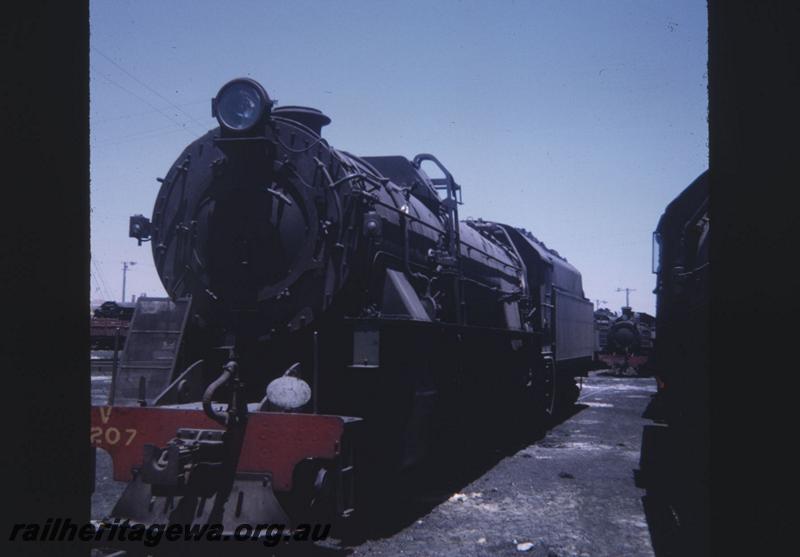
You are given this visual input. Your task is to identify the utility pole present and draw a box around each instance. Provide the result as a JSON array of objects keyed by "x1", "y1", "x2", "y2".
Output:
[
  {"x1": 122, "y1": 261, "x2": 137, "y2": 303},
  {"x1": 616, "y1": 287, "x2": 636, "y2": 308},
  {"x1": 594, "y1": 299, "x2": 608, "y2": 310}
]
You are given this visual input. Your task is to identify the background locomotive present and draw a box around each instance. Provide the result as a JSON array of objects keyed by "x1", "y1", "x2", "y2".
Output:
[
  {"x1": 90, "y1": 301, "x2": 135, "y2": 350},
  {"x1": 635, "y1": 170, "x2": 709, "y2": 555},
  {"x1": 91, "y1": 78, "x2": 595, "y2": 532},
  {"x1": 594, "y1": 306, "x2": 654, "y2": 373},
  {"x1": 606, "y1": 307, "x2": 654, "y2": 356},
  {"x1": 605, "y1": 307, "x2": 655, "y2": 373}
]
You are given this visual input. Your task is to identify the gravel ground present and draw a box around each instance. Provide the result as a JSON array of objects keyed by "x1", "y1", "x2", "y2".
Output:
[
  {"x1": 344, "y1": 372, "x2": 656, "y2": 557},
  {"x1": 91, "y1": 370, "x2": 657, "y2": 556}
]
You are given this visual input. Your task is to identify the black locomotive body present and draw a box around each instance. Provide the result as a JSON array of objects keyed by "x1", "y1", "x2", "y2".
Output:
[
  {"x1": 93, "y1": 301, "x2": 136, "y2": 320},
  {"x1": 594, "y1": 306, "x2": 654, "y2": 373},
  {"x1": 94, "y1": 78, "x2": 595, "y2": 531},
  {"x1": 636, "y1": 170, "x2": 709, "y2": 555},
  {"x1": 606, "y1": 308, "x2": 655, "y2": 357}
]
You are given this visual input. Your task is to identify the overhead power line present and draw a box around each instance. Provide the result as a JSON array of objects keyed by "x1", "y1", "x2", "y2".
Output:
[
  {"x1": 93, "y1": 99, "x2": 208, "y2": 125},
  {"x1": 91, "y1": 65, "x2": 203, "y2": 138},
  {"x1": 91, "y1": 259, "x2": 112, "y2": 300},
  {"x1": 92, "y1": 125, "x2": 188, "y2": 150},
  {"x1": 92, "y1": 47, "x2": 209, "y2": 134}
]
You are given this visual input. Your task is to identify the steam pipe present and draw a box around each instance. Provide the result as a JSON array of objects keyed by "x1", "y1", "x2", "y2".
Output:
[{"x1": 203, "y1": 361, "x2": 237, "y2": 426}]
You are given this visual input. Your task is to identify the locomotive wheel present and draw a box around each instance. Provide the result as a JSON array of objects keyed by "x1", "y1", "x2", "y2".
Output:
[
  {"x1": 281, "y1": 459, "x2": 336, "y2": 524},
  {"x1": 557, "y1": 375, "x2": 580, "y2": 410}
]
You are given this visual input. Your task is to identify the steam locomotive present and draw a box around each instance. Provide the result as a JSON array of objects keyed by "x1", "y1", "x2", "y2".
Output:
[
  {"x1": 90, "y1": 301, "x2": 135, "y2": 350},
  {"x1": 600, "y1": 307, "x2": 655, "y2": 373},
  {"x1": 593, "y1": 306, "x2": 654, "y2": 374},
  {"x1": 91, "y1": 78, "x2": 595, "y2": 533},
  {"x1": 635, "y1": 170, "x2": 709, "y2": 555},
  {"x1": 607, "y1": 308, "x2": 654, "y2": 355}
]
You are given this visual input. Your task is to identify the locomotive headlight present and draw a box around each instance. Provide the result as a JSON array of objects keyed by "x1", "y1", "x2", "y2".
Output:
[{"x1": 212, "y1": 78, "x2": 271, "y2": 133}]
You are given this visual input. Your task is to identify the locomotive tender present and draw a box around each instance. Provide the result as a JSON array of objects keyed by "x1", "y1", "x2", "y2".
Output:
[{"x1": 92, "y1": 78, "x2": 595, "y2": 531}]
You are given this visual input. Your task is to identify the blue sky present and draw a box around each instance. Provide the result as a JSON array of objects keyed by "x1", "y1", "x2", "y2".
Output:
[{"x1": 90, "y1": 0, "x2": 707, "y2": 315}]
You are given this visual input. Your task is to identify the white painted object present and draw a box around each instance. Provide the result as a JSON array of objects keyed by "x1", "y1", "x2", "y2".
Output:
[{"x1": 265, "y1": 376, "x2": 311, "y2": 411}]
